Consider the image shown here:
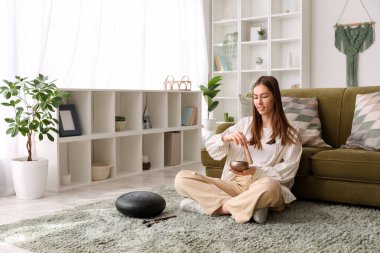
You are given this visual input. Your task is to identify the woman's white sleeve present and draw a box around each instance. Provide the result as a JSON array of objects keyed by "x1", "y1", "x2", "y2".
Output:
[
  {"x1": 204, "y1": 120, "x2": 245, "y2": 161},
  {"x1": 255, "y1": 141, "x2": 302, "y2": 184}
]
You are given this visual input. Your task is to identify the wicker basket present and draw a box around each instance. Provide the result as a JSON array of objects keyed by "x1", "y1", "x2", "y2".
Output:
[{"x1": 164, "y1": 75, "x2": 191, "y2": 91}]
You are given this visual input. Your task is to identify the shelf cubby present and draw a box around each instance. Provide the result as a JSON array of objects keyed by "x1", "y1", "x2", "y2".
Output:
[
  {"x1": 271, "y1": 16, "x2": 300, "y2": 40},
  {"x1": 116, "y1": 135, "x2": 142, "y2": 176},
  {"x1": 271, "y1": 0, "x2": 299, "y2": 15},
  {"x1": 241, "y1": 0, "x2": 268, "y2": 18},
  {"x1": 92, "y1": 138, "x2": 116, "y2": 179},
  {"x1": 59, "y1": 141, "x2": 91, "y2": 187},
  {"x1": 241, "y1": 43, "x2": 268, "y2": 71},
  {"x1": 143, "y1": 133, "x2": 164, "y2": 170},
  {"x1": 271, "y1": 40, "x2": 300, "y2": 69},
  {"x1": 63, "y1": 91, "x2": 92, "y2": 136},
  {"x1": 183, "y1": 129, "x2": 201, "y2": 163},
  {"x1": 115, "y1": 91, "x2": 142, "y2": 131},
  {"x1": 93, "y1": 91, "x2": 115, "y2": 134},
  {"x1": 212, "y1": 23, "x2": 238, "y2": 45},
  {"x1": 168, "y1": 92, "x2": 181, "y2": 127},
  {"x1": 181, "y1": 92, "x2": 202, "y2": 126},
  {"x1": 212, "y1": 0, "x2": 238, "y2": 21},
  {"x1": 143, "y1": 92, "x2": 167, "y2": 129}
]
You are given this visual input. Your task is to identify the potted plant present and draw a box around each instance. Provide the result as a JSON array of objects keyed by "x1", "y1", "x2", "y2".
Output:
[
  {"x1": 115, "y1": 115, "x2": 126, "y2": 131},
  {"x1": 199, "y1": 75, "x2": 222, "y2": 131},
  {"x1": 0, "y1": 74, "x2": 69, "y2": 199},
  {"x1": 256, "y1": 57, "x2": 264, "y2": 70},
  {"x1": 258, "y1": 28, "x2": 266, "y2": 40}
]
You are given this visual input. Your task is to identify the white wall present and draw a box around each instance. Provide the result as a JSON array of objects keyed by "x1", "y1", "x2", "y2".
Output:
[
  {"x1": 204, "y1": 0, "x2": 380, "y2": 88},
  {"x1": 311, "y1": 0, "x2": 380, "y2": 87}
]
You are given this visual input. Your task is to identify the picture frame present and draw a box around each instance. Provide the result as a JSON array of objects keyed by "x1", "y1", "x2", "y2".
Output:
[{"x1": 59, "y1": 104, "x2": 81, "y2": 137}]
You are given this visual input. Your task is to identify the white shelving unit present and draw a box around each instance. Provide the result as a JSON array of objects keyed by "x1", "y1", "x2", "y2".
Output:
[
  {"x1": 37, "y1": 89, "x2": 202, "y2": 192},
  {"x1": 212, "y1": 0, "x2": 310, "y2": 122}
]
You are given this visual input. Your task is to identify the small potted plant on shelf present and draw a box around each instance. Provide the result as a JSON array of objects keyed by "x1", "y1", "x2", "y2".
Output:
[
  {"x1": 256, "y1": 57, "x2": 264, "y2": 70},
  {"x1": 115, "y1": 115, "x2": 126, "y2": 131},
  {"x1": 199, "y1": 75, "x2": 222, "y2": 131},
  {"x1": 258, "y1": 28, "x2": 266, "y2": 40},
  {"x1": 0, "y1": 74, "x2": 69, "y2": 199}
]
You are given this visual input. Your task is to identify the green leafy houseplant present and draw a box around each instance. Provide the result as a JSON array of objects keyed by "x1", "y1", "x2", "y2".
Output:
[
  {"x1": 258, "y1": 28, "x2": 266, "y2": 39},
  {"x1": 0, "y1": 74, "x2": 70, "y2": 161},
  {"x1": 199, "y1": 76, "x2": 222, "y2": 119}
]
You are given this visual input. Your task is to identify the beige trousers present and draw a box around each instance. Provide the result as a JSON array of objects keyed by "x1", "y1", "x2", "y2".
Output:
[{"x1": 174, "y1": 170, "x2": 285, "y2": 223}]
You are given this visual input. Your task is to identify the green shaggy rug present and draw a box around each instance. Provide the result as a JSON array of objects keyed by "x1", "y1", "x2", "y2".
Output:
[{"x1": 0, "y1": 185, "x2": 379, "y2": 253}]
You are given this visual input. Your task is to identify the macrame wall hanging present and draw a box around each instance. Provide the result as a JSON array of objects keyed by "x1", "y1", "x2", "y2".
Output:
[{"x1": 334, "y1": 0, "x2": 375, "y2": 87}]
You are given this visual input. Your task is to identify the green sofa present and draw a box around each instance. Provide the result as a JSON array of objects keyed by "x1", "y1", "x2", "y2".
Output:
[{"x1": 201, "y1": 86, "x2": 380, "y2": 207}]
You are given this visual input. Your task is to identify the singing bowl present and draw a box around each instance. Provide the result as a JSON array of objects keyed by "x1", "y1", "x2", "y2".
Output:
[{"x1": 230, "y1": 160, "x2": 249, "y2": 172}]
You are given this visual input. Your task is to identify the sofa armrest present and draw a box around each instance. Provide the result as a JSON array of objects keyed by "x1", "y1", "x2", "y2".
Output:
[
  {"x1": 201, "y1": 122, "x2": 235, "y2": 178},
  {"x1": 216, "y1": 122, "x2": 235, "y2": 134}
]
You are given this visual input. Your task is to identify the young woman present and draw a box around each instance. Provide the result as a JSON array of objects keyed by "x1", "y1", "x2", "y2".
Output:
[{"x1": 174, "y1": 76, "x2": 302, "y2": 224}]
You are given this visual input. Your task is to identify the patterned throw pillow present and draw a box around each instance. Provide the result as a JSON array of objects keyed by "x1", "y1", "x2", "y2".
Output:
[
  {"x1": 282, "y1": 97, "x2": 330, "y2": 147},
  {"x1": 239, "y1": 94, "x2": 252, "y2": 118},
  {"x1": 345, "y1": 91, "x2": 380, "y2": 151}
]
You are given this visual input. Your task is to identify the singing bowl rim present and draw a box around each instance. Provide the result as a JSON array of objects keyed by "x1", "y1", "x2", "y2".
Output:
[{"x1": 230, "y1": 160, "x2": 249, "y2": 172}]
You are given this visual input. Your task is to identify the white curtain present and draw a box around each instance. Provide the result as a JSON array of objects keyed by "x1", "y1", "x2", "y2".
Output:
[{"x1": 0, "y1": 0, "x2": 208, "y2": 196}]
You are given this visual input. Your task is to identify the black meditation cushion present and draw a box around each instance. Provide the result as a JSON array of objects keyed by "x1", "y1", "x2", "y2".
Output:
[{"x1": 115, "y1": 191, "x2": 166, "y2": 218}]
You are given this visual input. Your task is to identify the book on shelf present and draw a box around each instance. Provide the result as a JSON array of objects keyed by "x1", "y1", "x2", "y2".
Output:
[
  {"x1": 220, "y1": 55, "x2": 229, "y2": 71},
  {"x1": 214, "y1": 55, "x2": 223, "y2": 71},
  {"x1": 181, "y1": 106, "x2": 197, "y2": 126}
]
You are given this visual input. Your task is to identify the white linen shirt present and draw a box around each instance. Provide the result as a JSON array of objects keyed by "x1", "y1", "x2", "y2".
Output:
[{"x1": 205, "y1": 116, "x2": 302, "y2": 204}]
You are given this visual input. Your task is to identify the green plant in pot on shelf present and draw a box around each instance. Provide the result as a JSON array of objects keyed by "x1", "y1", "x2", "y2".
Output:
[
  {"x1": 115, "y1": 115, "x2": 126, "y2": 131},
  {"x1": 256, "y1": 57, "x2": 264, "y2": 70},
  {"x1": 0, "y1": 74, "x2": 69, "y2": 199},
  {"x1": 258, "y1": 28, "x2": 266, "y2": 40},
  {"x1": 199, "y1": 75, "x2": 222, "y2": 131}
]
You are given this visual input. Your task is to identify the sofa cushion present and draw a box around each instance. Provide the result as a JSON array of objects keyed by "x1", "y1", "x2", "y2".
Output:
[
  {"x1": 312, "y1": 148, "x2": 380, "y2": 183},
  {"x1": 344, "y1": 91, "x2": 380, "y2": 151},
  {"x1": 339, "y1": 86, "x2": 380, "y2": 146},
  {"x1": 239, "y1": 94, "x2": 252, "y2": 118},
  {"x1": 281, "y1": 88, "x2": 344, "y2": 148},
  {"x1": 282, "y1": 97, "x2": 330, "y2": 148},
  {"x1": 297, "y1": 147, "x2": 331, "y2": 177}
]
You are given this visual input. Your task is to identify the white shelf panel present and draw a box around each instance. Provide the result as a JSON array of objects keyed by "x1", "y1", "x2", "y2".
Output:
[
  {"x1": 271, "y1": 38, "x2": 300, "y2": 43},
  {"x1": 241, "y1": 40, "x2": 268, "y2": 46},
  {"x1": 271, "y1": 12, "x2": 300, "y2": 19},
  {"x1": 272, "y1": 67, "x2": 300, "y2": 72},
  {"x1": 213, "y1": 19, "x2": 238, "y2": 25},
  {"x1": 241, "y1": 16, "x2": 268, "y2": 22}
]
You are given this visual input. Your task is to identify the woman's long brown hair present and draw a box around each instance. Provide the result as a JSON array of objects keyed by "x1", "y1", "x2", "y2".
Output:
[{"x1": 249, "y1": 76, "x2": 301, "y2": 149}]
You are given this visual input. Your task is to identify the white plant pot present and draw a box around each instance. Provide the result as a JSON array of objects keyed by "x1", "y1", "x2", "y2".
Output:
[
  {"x1": 11, "y1": 157, "x2": 48, "y2": 200},
  {"x1": 203, "y1": 118, "x2": 217, "y2": 131}
]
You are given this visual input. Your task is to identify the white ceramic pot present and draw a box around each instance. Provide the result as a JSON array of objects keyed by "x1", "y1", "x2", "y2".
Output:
[
  {"x1": 203, "y1": 118, "x2": 217, "y2": 131},
  {"x1": 11, "y1": 157, "x2": 48, "y2": 200}
]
